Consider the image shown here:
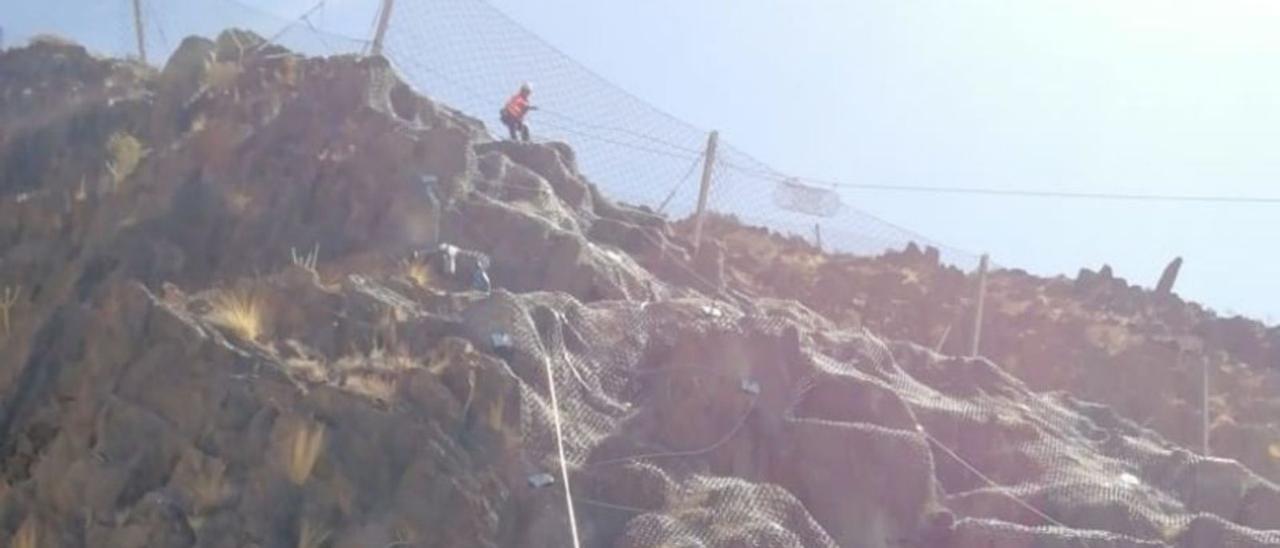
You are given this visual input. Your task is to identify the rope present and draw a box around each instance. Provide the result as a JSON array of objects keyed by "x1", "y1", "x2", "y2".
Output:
[
  {"x1": 585, "y1": 395, "x2": 757, "y2": 470},
  {"x1": 921, "y1": 431, "x2": 1071, "y2": 530},
  {"x1": 564, "y1": 490, "x2": 654, "y2": 515},
  {"x1": 539, "y1": 107, "x2": 703, "y2": 155},
  {"x1": 657, "y1": 151, "x2": 706, "y2": 214},
  {"x1": 260, "y1": 0, "x2": 327, "y2": 49},
  {"x1": 536, "y1": 116, "x2": 701, "y2": 161},
  {"x1": 720, "y1": 161, "x2": 1280, "y2": 205},
  {"x1": 542, "y1": 337, "x2": 582, "y2": 548}
]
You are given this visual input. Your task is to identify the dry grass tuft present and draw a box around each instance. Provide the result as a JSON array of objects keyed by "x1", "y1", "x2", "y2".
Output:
[
  {"x1": 105, "y1": 131, "x2": 144, "y2": 191},
  {"x1": 209, "y1": 290, "x2": 263, "y2": 342},
  {"x1": 284, "y1": 420, "x2": 326, "y2": 486},
  {"x1": 402, "y1": 255, "x2": 434, "y2": 288},
  {"x1": 292, "y1": 244, "x2": 320, "y2": 275},
  {"x1": 331, "y1": 341, "x2": 419, "y2": 403},
  {"x1": 342, "y1": 374, "x2": 399, "y2": 404},
  {"x1": 13, "y1": 515, "x2": 37, "y2": 548}
]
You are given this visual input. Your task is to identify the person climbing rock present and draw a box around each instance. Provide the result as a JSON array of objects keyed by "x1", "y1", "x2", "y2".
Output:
[{"x1": 499, "y1": 82, "x2": 536, "y2": 142}]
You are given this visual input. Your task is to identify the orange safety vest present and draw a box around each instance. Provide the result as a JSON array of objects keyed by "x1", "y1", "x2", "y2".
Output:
[{"x1": 504, "y1": 93, "x2": 530, "y2": 120}]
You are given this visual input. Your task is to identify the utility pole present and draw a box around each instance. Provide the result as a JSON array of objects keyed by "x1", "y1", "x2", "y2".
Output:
[
  {"x1": 370, "y1": 0, "x2": 396, "y2": 57},
  {"x1": 969, "y1": 254, "x2": 989, "y2": 358},
  {"x1": 132, "y1": 0, "x2": 147, "y2": 64},
  {"x1": 691, "y1": 130, "x2": 719, "y2": 254}
]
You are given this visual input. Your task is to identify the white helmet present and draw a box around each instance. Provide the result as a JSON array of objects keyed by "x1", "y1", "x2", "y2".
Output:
[{"x1": 519, "y1": 82, "x2": 532, "y2": 95}]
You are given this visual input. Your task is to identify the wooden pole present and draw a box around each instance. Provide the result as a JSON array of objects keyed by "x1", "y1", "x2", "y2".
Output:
[
  {"x1": 370, "y1": 0, "x2": 396, "y2": 57},
  {"x1": 691, "y1": 130, "x2": 719, "y2": 254},
  {"x1": 132, "y1": 0, "x2": 147, "y2": 64},
  {"x1": 969, "y1": 254, "x2": 989, "y2": 357}
]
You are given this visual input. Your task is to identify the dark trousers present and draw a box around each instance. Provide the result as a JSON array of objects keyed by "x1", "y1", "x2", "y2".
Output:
[{"x1": 500, "y1": 110, "x2": 529, "y2": 142}]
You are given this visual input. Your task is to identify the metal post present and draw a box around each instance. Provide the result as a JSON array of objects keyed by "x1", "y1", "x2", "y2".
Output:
[
  {"x1": 370, "y1": 0, "x2": 396, "y2": 57},
  {"x1": 814, "y1": 223, "x2": 823, "y2": 251},
  {"x1": 132, "y1": 0, "x2": 147, "y2": 64},
  {"x1": 1202, "y1": 357, "x2": 1211, "y2": 456},
  {"x1": 691, "y1": 130, "x2": 719, "y2": 254},
  {"x1": 969, "y1": 254, "x2": 989, "y2": 357}
]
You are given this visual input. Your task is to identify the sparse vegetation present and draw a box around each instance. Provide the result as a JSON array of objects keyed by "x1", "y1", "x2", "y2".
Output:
[
  {"x1": 209, "y1": 290, "x2": 263, "y2": 342},
  {"x1": 284, "y1": 420, "x2": 326, "y2": 486},
  {"x1": 1, "y1": 285, "x2": 20, "y2": 338},
  {"x1": 105, "y1": 131, "x2": 144, "y2": 191}
]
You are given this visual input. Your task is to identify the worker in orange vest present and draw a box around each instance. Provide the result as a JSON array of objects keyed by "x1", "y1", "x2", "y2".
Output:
[{"x1": 500, "y1": 82, "x2": 536, "y2": 142}]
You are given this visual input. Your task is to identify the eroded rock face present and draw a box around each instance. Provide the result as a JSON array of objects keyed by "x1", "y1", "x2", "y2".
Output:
[{"x1": 1, "y1": 33, "x2": 1278, "y2": 548}]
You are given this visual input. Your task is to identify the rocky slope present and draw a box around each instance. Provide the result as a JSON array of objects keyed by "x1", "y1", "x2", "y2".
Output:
[
  {"x1": 0, "y1": 33, "x2": 1276, "y2": 547},
  {"x1": 691, "y1": 216, "x2": 1280, "y2": 487}
]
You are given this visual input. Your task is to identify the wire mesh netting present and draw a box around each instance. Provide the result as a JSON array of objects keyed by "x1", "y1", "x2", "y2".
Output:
[
  {"x1": 380, "y1": 0, "x2": 982, "y2": 268},
  {"x1": 472, "y1": 288, "x2": 1280, "y2": 547}
]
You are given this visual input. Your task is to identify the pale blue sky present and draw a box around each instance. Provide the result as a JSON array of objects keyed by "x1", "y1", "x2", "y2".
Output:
[{"x1": 9, "y1": 0, "x2": 1279, "y2": 322}]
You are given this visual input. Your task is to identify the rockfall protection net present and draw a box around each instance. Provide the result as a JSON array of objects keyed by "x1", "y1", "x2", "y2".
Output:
[
  {"x1": 379, "y1": 0, "x2": 983, "y2": 268},
  {"x1": 469, "y1": 285, "x2": 1280, "y2": 546}
]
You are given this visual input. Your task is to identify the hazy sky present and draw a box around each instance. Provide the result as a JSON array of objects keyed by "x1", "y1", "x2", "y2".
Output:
[{"x1": 9, "y1": 0, "x2": 1279, "y2": 322}]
